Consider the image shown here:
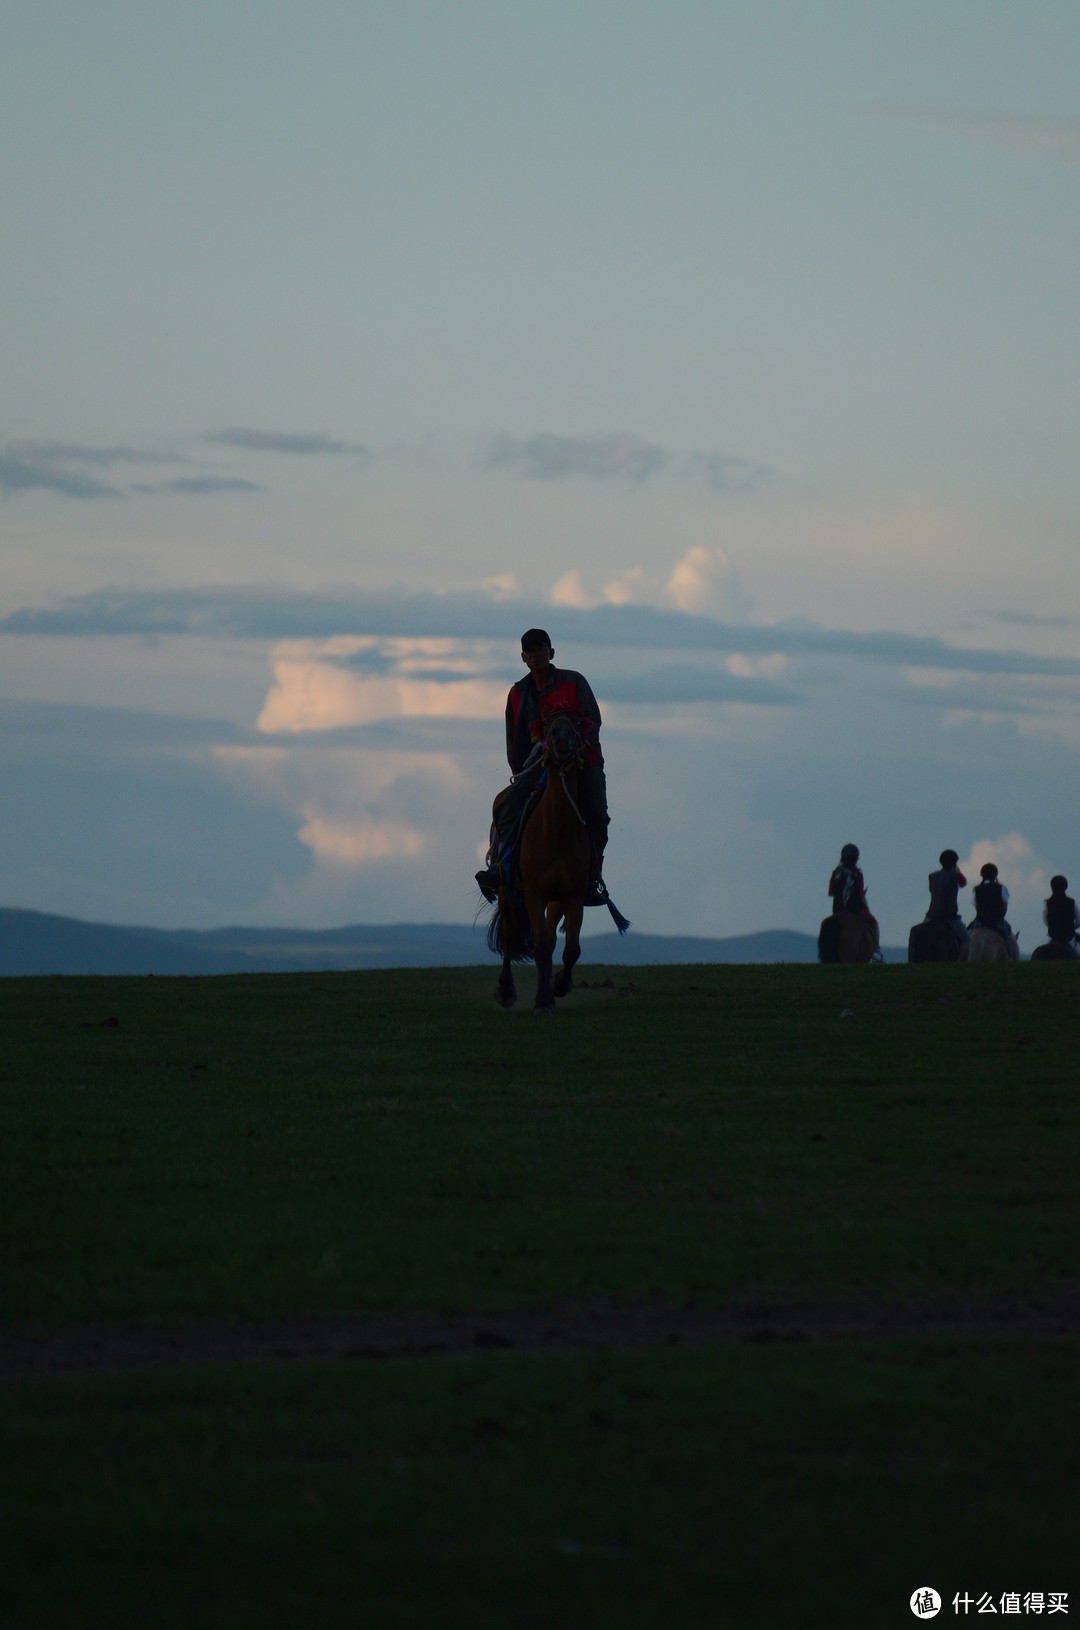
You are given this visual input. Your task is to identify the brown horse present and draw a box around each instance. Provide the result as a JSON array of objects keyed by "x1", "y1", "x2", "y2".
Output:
[
  {"x1": 1031, "y1": 939, "x2": 1079, "y2": 962},
  {"x1": 818, "y1": 909, "x2": 880, "y2": 964},
  {"x1": 492, "y1": 712, "x2": 592, "y2": 1014},
  {"x1": 908, "y1": 919, "x2": 967, "y2": 963}
]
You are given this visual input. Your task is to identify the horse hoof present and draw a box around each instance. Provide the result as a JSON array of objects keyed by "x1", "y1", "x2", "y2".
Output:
[
  {"x1": 494, "y1": 985, "x2": 516, "y2": 1009},
  {"x1": 534, "y1": 1004, "x2": 555, "y2": 1018},
  {"x1": 553, "y1": 975, "x2": 573, "y2": 999}
]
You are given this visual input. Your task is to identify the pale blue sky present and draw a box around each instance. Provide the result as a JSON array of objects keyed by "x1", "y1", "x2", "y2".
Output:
[{"x1": 2, "y1": 2, "x2": 1078, "y2": 949}]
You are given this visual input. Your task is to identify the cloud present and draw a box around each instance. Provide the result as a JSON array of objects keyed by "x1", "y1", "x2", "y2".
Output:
[
  {"x1": 4, "y1": 440, "x2": 182, "y2": 468},
  {"x1": 893, "y1": 682, "x2": 1047, "y2": 716},
  {"x1": 687, "y1": 451, "x2": 773, "y2": 493},
  {"x1": 477, "y1": 574, "x2": 523, "y2": 601},
  {"x1": 296, "y1": 814, "x2": 426, "y2": 867},
  {"x1": 203, "y1": 428, "x2": 371, "y2": 457},
  {"x1": 961, "y1": 833, "x2": 1048, "y2": 908},
  {"x1": 553, "y1": 547, "x2": 751, "y2": 620},
  {"x1": 0, "y1": 449, "x2": 125, "y2": 499},
  {"x1": 131, "y1": 476, "x2": 264, "y2": 496},
  {"x1": 487, "y1": 432, "x2": 666, "y2": 482},
  {"x1": 0, "y1": 696, "x2": 252, "y2": 749},
  {"x1": 663, "y1": 546, "x2": 751, "y2": 617},
  {"x1": 251, "y1": 635, "x2": 799, "y2": 728},
  {"x1": 256, "y1": 639, "x2": 506, "y2": 735},
  {"x1": 0, "y1": 438, "x2": 258, "y2": 500},
  {"x1": 996, "y1": 611, "x2": 1080, "y2": 630},
  {"x1": 602, "y1": 665, "x2": 800, "y2": 707},
  {"x1": 6, "y1": 585, "x2": 1080, "y2": 681},
  {"x1": 872, "y1": 105, "x2": 1080, "y2": 159},
  {"x1": 0, "y1": 700, "x2": 305, "y2": 925}
]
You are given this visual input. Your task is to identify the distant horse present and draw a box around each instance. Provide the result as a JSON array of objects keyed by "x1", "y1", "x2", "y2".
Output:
[
  {"x1": 967, "y1": 925, "x2": 1020, "y2": 963},
  {"x1": 818, "y1": 910, "x2": 879, "y2": 964},
  {"x1": 1031, "y1": 939, "x2": 1079, "y2": 962},
  {"x1": 489, "y1": 712, "x2": 592, "y2": 1014},
  {"x1": 908, "y1": 920, "x2": 966, "y2": 963}
]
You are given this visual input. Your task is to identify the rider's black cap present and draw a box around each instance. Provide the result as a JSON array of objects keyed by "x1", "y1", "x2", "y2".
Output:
[{"x1": 520, "y1": 628, "x2": 552, "y2": 651}]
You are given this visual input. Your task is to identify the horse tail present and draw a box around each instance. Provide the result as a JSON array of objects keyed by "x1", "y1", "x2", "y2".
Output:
[{"x1": 486, "y1": 881, "x2": 534, "y2": 963}]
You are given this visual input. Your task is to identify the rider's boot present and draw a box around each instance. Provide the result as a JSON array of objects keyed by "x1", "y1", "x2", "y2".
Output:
[
  {"x1": 586, "y1": 818, "x2": 610, "y2": 903},
  {"x1": 475, "y1": 868, "x2": 499, "y2": 903}
]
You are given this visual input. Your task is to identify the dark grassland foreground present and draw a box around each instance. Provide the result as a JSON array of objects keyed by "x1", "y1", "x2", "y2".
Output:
[{"x1": 2, "y1": 963, "x2": 1078, "y2": 1627}]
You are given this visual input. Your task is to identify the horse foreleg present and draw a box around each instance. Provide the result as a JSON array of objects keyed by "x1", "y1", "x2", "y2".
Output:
[
  {"x1": 529, "y1": 893, "x2": 555, "y2": 1015},
  {"x1": 553, "y1": 899, "x2": 583, "y2": 999}
]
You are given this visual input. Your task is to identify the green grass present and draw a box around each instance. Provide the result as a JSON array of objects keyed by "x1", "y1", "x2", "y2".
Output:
[
  {"x1": 2, "y1": 962, "x2": 1078, "y2": 1626},
  {"x1": 3, "y1": 1340, "x2": 1077, "y2": 1629}
]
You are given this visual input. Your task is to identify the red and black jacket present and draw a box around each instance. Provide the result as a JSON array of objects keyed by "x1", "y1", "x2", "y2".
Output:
[{"x1": 505, "y1": 667, "x2": 603, "y2": 774}]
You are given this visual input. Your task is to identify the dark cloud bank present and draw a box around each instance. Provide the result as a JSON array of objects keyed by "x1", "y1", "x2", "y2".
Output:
[
  {"x1": 487, "y1": 433, "x2": 666, "y2": 482},
  {"x1": 4, "y1": 587, "x2": 1080, "y2": 683},
  {"x1": 0, "y1": 439, "x2": 262, "y2": 500},
  {"x1": 203, "y1": 429, "x2": 370, "y2": 458}
]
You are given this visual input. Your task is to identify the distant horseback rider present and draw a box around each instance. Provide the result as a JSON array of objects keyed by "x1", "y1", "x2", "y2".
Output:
[
  {"x1": 817, "y1": 841, "x2": 879, "y2": 962},
  {"x1": 827, "y1": 843, "x2": 879, "y2": 945},
  {"x1": 1043, "y1": 875, "x2": 1080, "y2": 950},
  {"x1": 925, "y1": 848, "x2": 970, "y2": 951},
  {"x1": 971, "y1": 862, "x2": 1015, "y2": 942},
  {"x1": 476, "y1": 629, "x2": 610, "y2": 903}
]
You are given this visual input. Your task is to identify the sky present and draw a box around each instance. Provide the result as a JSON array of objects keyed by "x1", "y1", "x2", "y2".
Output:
[{"x1": 2, "y1": 0, "x2": 1079, "y2": 951}]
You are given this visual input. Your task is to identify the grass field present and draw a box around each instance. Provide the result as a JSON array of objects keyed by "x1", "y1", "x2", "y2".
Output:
[{"x1": 2, "y1": 961, "x2": 1078, "y2": 1627}]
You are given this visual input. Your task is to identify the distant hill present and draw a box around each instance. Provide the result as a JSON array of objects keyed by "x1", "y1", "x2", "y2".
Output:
[{"x1": 0, "y1": 908, "x2": 906, "y2": 977}]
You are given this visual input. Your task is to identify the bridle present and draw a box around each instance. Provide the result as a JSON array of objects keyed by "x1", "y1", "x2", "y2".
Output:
[{"x1": 541, "y1": 713, "x2": 587, "y2": 827}]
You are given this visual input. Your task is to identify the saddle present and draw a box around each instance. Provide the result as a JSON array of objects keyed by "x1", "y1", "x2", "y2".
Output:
[{"x1": 478, "y1": 765, "x2": 611, "y2": 909}]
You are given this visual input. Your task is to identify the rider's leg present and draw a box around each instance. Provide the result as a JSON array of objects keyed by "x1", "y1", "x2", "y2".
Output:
[
  {"x1": 476, "y1": 762, "x2": 546, "y2": 901},
  {"x1": 579, "y1": 764, "x2": 609, "y2": 887}
]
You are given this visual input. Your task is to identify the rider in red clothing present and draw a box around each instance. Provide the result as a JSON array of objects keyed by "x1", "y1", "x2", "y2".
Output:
[
  {"x1": 827, "y1": 842, "x2": 880, "y2": 947},
  {"x1": 477, "y1": 629, "x2": 610, "y2": 901}
]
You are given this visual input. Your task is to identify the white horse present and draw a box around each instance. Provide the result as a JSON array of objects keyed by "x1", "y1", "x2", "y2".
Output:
[{"x1": 967, "y1": 925, "x2": 1020, "y2": 963}]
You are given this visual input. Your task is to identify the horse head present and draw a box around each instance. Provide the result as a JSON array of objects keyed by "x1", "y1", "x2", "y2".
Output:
[{"x1": 542, "y1": 711, "x2": 585, "y2": 770}]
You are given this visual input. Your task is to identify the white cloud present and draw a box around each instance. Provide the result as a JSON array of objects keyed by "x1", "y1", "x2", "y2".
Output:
[
  {"x1": 725, "y1": 653, "x2": 788, "y2": 680},
  {"x1": 256, "y1": 637, "x2": 506, "y2": 734},
  {"x1": 551, "y1": 546, "x2": 751, "y2": 621},
  {"x1": 664, "y1": 546, "x2": 746, "y2": 616},
  {"x1": 477, "y1": 574, "x2": 523, "y2": 601},
  {"x1": 961, "y1": 833, "x2": 1048, "y2": 908},
  {"x1": 551, "y1": 570, "x2": 595, "y2": 610},
  {"x1": 297, "y1": 814, "x2": 425, "y2": 867},
  {"x1": 601, "y1": 567, "x2": 656, "y2": 607}
]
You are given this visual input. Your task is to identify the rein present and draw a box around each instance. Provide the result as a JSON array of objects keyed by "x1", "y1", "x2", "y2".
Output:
[
  {"x1": 541, "y1": 726, "x2": 587, "y2": 829},
  {"x1": 557, "y1": 767, "x2": 587, "y2": 826}
]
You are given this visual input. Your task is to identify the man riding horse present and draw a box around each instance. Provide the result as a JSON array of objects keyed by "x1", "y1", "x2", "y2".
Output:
[{"x1": 476, "y1": 628, "x2": 610, "y2": 905}]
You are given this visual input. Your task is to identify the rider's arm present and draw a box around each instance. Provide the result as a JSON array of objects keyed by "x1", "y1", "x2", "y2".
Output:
[
  {"x1": 571, "y1": 673, "x2": 603, "y2": 758},
  {"x1": 574, "y1": 673, "x2": 602, "y2": 732}
]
